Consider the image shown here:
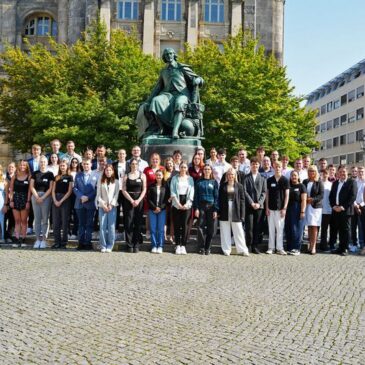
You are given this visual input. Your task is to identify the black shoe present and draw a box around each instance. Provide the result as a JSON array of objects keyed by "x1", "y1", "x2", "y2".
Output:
[
  {"x1": 199, "y1": 248, "x2": 205, "y2": 255},
  {"x1": 128, "y1": 247, "x2": 133, "y2": 253},
  {"x1": 332, "y1": 248, "x2": 347, "y2": 255},
  {"x1": 52, "y1": 243, "x2": 61, "y2": 249},
  {"x1": 252, "y1": 247, "x2": 261, "y2": 254},
  {"x1": 60, "y1": 244, "x2": 67, "y2": 249},
  {"x1": 205, "y1": 250, "x2": 211, "y2": 255},
  {"x1": 133, "y1": 247, "x2": 139, "y2": 253},
  {"x1": 340, "y1": 250, "x2": 348, "y2": 256}
]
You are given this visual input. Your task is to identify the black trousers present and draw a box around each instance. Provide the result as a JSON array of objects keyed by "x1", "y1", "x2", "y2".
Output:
[
  {"x1": 320, "y1": 214, "x2": 332, "y2": 249},
  {"x1": 52, "y1": 196, "x2": 71, "y2": 246},
  {"x1": 116, "y1": 191, "x2": 125, "y2": 232},
  {"x1": 330, "y1": 211, "x2": 351, "y2": 252},
  {"x1": 350, "y1": 212, "x2": 359, "y2": 245},
  {"x1": 123, "y1": 198, "x2": 143, "y2": 248},
  {"x1": 197, "y1": 202, "x2": 215, "y2": 250},
  {"x1": 68, "y1": 192, "x2": 78, "y2": 236},
  {"x1": 245, "y1": 207, "x2": 263, "y2": 249},
  {"x1": 172, "y1": 207, "x2": 190, "y2": 246},
  {"x1": 4, "y1": 208, "x2": 15, "y2": 240}
]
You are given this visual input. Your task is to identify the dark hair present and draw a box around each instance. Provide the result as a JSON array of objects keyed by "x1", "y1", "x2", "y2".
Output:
[
  {"x1": 70, "y1": 158, "x2": 81, "y2": 172},
  {"x1": 217, "y1": 148, "x2": 226, "y2": 155},
  {"x1": 256, "y1": 146, "x2": 265, "y2": 153},
  {"x1": 154, "y1": 169, "x2": 166, "y2": 186},
  {"x1": 173, "y1": 150, "x2": 182, "y2": 156},
  {"x1": 48, "y1": 153, "x2": 60, "y2": 165},
  {"x1": 338, "y1": 164, "x2": 347, "y2": 171},
  {"x1": 250, "y1": 157, "x2": 260, "y2": 164},
  {"x1": 101, "y1": 164, "x2": 116, "y2": 184},
  {"x1": 202, "y1": 164, "x2": 213, "y2": 179}
]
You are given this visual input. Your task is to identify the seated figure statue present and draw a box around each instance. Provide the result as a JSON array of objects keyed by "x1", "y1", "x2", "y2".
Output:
[{"x1": 136, "y1": 48, "x2": 205, "y2": 139}]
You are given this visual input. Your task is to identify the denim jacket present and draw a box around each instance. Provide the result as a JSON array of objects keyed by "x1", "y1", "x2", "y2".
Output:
[{"x1": 170, "y1": 175, "x2": 195, "y2": 209}]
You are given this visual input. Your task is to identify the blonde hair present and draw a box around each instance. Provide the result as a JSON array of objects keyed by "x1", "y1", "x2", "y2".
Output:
[
  {"x1": 225, "y1": 167, "x2": 238, "y2": 183},
  {"x1": 0, "y1": 165, "x2": 4, "y2": 183},
  {"x1": 308, "y1": 165, "x2": 320, "y2": 181}
]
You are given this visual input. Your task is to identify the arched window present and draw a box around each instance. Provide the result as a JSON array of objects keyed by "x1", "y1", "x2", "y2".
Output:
[
  {"x1": 204, "y1": 0, "x2": 224, "y2": 23},
  {"x1": 161, "y1": 0, "x2": 182, "y2": 21},
  {"x1": 24, "y1": 15, "x2": 58, "y2": 37}
]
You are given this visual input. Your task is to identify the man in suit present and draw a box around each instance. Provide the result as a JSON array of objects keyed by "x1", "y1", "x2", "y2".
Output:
[
  {"x1": 244, "y1": 157, "x2": 267, "y2": 254},
  {"x1": 329, "y1": 165, "x2": 357, "y2": 255},
  {"x1": 73, "y1": 159, "x2": 98, "y2": 250},
  {"x1": 91, "y1": 145, "x2": 112, "y2": 170}
]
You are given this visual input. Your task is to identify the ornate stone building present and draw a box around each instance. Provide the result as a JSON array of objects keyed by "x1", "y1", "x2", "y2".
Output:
[{"x1": 0, "y1": 0, "x2": 285, "y2": 163}]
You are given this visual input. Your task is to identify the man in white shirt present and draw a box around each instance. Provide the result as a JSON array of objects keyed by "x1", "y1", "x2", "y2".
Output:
[
  {"x1": 212, "y1": 148, "x2": 231, "y2": 185},
  {"x1": 238, "y1": 148, "x2": 250, "y2": 175},
  {"x1": 128, "y1": 145, "x2": 148, "y2": 173},
  {"x1": 63, "y1": 140, "x2": 82, "y2": 164},
  {"x1": 287, "y1": 158, "x2": 308, "y2": 182}
]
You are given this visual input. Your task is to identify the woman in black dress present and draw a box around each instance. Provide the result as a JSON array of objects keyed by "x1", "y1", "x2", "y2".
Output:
[
  {"x1": 9, "y1": 160, "x2": 31, "y2": 247},
  {"x1": 122, "y1": 158, "x2": 147, "y2": 253}
]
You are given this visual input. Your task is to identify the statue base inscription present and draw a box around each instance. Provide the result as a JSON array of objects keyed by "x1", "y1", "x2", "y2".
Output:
[{"x1": 141, "y1": 135, "x2": 202, "y2": 162}]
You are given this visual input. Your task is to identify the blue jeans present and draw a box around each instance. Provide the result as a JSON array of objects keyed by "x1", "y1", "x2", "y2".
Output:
[
  {"x1": 285, "y1": 202, "x2": 305, "y2": 251},
  {"x1": 149, "y1": 209, "x2": 166, "y2": 248},
  {"x1": 76, "y1": 208, "x2": 95, "y2": 245},
  {"x1": 99, "y1": 207, "x2": 116, "y2": 250}
]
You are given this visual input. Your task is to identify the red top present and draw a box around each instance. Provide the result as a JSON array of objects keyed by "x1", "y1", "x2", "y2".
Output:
[
  {"x1": 188, "y1": 166, "x2": 203, "y2": 182},
  {"x1": 143, "y1": 166, "x2": 165, "y2": 188}
]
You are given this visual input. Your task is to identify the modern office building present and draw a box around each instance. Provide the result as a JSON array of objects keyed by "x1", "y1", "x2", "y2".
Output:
[
  {"x1": 306, "y1": 59, "x2": 365, "y2": 168},
  {"x1": 0, "y1": 0, "x2": 285, "y2": 164}
]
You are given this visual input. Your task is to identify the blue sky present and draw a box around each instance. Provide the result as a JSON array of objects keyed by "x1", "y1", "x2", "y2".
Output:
[{"x1": 284, "y1": 0, "x2": 365, "y2": 97}]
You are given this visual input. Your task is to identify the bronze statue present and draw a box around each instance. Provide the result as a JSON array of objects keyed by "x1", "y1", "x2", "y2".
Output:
[{"x1": 136, "y1": 48, "x2": 205, "y2": 140}]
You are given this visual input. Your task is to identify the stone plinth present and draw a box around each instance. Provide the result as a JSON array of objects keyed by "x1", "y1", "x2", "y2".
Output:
[{"x1": 141, "y1": 135, "x2": 203, "y2": 163}]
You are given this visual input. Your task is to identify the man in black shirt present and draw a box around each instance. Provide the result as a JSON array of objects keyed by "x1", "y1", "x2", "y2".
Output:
[{"x1": 265, "y1": 161, "x2": 289, "y2": 255}]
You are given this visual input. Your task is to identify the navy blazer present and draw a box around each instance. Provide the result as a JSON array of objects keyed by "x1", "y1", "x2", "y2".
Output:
[
  {"x1": 244, "y1": 173, "x2": 267, "y2": 209},
  {"x1": 91, "y1": 158, "x2": 112, "y2": 171},
  {"x1": 27, "y1": 157, "x2": 39, "y2": 173},
  {"x1": 73, "y1": 172, "x2": 97, "y2": 210}
]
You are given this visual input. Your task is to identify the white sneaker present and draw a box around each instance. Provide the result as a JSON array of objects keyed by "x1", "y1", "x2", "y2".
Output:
[
  {"x1": 101, "y1": 248, "x2": 106, "y2": 253},
  {"x1": 180, "y1": 246, "x2": 187, "y2": 255},
  {"x1": 157, "y1": 247, "x2": 163, "y2": 254},
  {"x1": 39, "y1": 240, "x2": 47, "y2": 249},
  {"x1": 151, "y1": 247, "x2": 157, "y2": 254},
  {"x1": 175, "y1": 245, "x2": 181, "y2": 255},
  {"x1": 266, "y1": 249, "x2": 273, "y2": 255},
  {"x1": 223, "y1": 251, "x2": 230, "y2": 256},
  {"x1": 106, "y1": 248, "x2": 112, "y2": 253},
  {"x1": 33, "y1": 240, "x2": 41, "y2": 249},
  {"x1": 242, "y1": 251, "x2": 250, "y2": 257},
  {"x1": 276, "y1": 249, "x2": 287, "y2": 255}
]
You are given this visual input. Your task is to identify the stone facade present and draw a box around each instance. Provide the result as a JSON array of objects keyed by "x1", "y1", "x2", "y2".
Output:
[
  {"x1": 0, "y1": 0, "x2": 285, "y2": 164},
  {"x1": 0, "y1": 0, "x2": 284, "y2": 61}
]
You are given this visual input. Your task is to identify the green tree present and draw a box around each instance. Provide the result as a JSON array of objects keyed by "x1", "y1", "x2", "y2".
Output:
[
  {"x1": 181, "y1": 32, "x2": 317, "y2": 160},
  {"x1": 0, "y1": 22, "x2": 160, "y2": 154}
]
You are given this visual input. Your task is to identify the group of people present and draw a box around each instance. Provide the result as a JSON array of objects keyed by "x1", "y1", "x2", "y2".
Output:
[{"x1": 0, "y1": 139, "x2": 364, "y2": 257}]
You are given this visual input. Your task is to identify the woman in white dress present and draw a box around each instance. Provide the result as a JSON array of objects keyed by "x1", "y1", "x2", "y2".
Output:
[{"x1": 303, "y1": 166, "x2": 324, "y2": 255}]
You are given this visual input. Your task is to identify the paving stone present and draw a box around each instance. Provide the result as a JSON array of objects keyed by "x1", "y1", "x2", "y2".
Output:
[{"x1": 0, "y1": 249, "x2": 363, "y2": 364}]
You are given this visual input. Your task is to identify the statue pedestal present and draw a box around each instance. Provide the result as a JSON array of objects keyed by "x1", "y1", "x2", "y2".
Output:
[{"x1": 141, "y1": 135, "x2": 203, "y2": 163}]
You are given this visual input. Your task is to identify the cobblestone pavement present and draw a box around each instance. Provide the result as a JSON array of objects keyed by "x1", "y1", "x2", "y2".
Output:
[{"x1": 0, "y1": 249, "x2": 364, "y2": 364}]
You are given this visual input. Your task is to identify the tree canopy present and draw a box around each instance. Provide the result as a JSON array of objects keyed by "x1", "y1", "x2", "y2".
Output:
[{"x1": 0, "y1": 24, "x2": 317, "y2": 159}]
